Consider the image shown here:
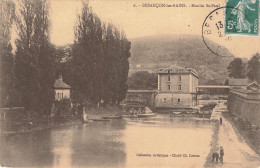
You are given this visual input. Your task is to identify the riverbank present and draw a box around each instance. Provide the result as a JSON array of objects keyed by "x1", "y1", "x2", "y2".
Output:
[
  {"x1": 0, "y1": 106, "x2": 126, "y2": 137},
  {"x1": 0, "y1": 116, "x2": 82, "y2": 137},
  {"x1": 86, "y1": 106, "x2": 127, "y2": 119}
]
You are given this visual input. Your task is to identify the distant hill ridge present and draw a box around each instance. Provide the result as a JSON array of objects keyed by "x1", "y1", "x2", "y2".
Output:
[{"x1": 129, "y1": 34, "x2": 236, "y2": 84}]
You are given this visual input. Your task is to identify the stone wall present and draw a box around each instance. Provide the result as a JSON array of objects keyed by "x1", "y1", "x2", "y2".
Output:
[
  {"x1": 228, "y1": 89, "x2": 260, "y2": 126},
  {"x1": 155, "y1": 93, "x2": 197, "y2": 109}
]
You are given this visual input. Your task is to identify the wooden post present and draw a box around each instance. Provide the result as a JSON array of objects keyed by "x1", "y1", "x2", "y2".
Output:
[{"x1": 4, "y1": 111, "x2": 6, "y2": 131}]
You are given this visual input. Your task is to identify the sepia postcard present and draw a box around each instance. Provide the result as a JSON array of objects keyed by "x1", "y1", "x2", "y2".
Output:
[{"x1": 0, "y1": 0, "x2": 260, "y2": 167}]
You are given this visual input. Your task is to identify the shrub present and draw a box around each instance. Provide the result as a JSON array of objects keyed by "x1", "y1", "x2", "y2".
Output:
[
  {"x1": 54, "y1": 98, "x2": 72, "y2": 115},
  {"x1": 200, "y1": 102, "x2": 217, "y2": 111}
]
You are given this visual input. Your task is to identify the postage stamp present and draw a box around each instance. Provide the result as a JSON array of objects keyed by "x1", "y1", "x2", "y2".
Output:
[{"x1": 225, "y1": 0, "x2": 259, "y2": 35}]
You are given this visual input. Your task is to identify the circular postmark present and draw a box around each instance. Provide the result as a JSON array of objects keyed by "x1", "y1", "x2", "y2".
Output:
[{"x1": 202, "y1": 6, "x2": 253, "y2": 57}]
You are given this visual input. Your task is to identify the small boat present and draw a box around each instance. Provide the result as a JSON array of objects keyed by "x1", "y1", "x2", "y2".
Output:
[
  {"x1": 91, "y1": 118, "x2": 111, "y2": 121},
  {"x1": 83, "y1": 119, "x2": 93, "y2": 123},
  {"x1": 170, "y1": 113, "x2": 184, "y2": 117},
  {"x1": 172, "y1": 111, "x2": 182, "y2": 115},
  {"x1": 102, "y1": 115, "x2": 122, "y2": 119},
  {"x1": 122, "y1": 114, "x2": 138, "y2": 118},
  {"x1": 169, "y1": 110, "x2": 184, "y2": 117},
  {"x1": 137, "y1": 113, "x2": 157, "y2": 118}
]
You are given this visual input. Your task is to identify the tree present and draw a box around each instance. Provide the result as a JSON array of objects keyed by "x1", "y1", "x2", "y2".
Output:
[
  {"x1": 15, "y1": 0, "x2": 38, "y2": 112},
  {"x1": 73, "y1": 2, "x2": 103, "y2": 106},
  {"x1": 101, "y1": 24, "x2": 131, "y2": 105},
  {"x1": 128, "y1": 71, "x2": 157, "y2": 90},
  {"x1": 34, "y1": 0, "x2": 55, "y2": 115},
  {"x1": 0, "y1": 0, "x2": 15, "y2": 107},
  {"x1": 73, "y1": 2, "x2": 131, "y2": 107},
  {"x1": 227, "y1": 58, "x2": 244, "y2": 78},
  {"x1": 15, "y1": 0, "x2": 55, "y2": 114},
  {"x1": 247, "y1": 53, "x2": 260, "y2": 83},
  {"x1": 102, "y1": 23, "x2": 114, "y2": 105},
  {"x1": 54, "y1": 45, "x2": 73, "y2": 86},
  {"x1": 117, "y1": 31, "x2": 131, "y2": 104}
]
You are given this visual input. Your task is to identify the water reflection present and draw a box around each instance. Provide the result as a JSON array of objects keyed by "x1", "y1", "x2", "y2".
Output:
[
  {"x1": 53, "y1": 147, "x2": 72, "y2": 168},
  {"x1": 51, "y1": 126, "x2": 74, "y2": 168},
  {"x1": 124, "y1": 116, "x2": 213, "y2": 168},
  {"x1": 70, "y1": 120, "x2": 126, "y2": 167},
  {"x1": 0, "y1": 130, "x2": 54, "y2": 167},
  {"x1": 0, "y1": 115, "x2": 214, "y2": 167}
]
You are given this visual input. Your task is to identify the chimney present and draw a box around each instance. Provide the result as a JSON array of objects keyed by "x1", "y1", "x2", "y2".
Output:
[{"x1": 58, "y1": 74, "x2": 63, "y2": 81}]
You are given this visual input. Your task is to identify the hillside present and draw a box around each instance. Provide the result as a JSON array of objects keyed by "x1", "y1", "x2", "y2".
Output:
[{"x1": 129, "y1": 35, "x2": 235, "y2": 84}]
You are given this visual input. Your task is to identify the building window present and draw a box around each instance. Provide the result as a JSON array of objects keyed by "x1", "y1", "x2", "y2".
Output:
[
  {"x1": 178, "y1": 85, "x2": 182, "y2": 90},
  {"x1": 179, "y1": 76, "x2": 181, "y2": 81},
  {"x1": 167, "y1": 69, "x2": 171, "y2": 73},
  {"x1": 57, "y1": 92, "x2": 63, "y2": 100},
  {"x1": 168, "y1": 76, "x2": 170, "y2": 81},
  {"x1": 168, "y1": 85, "x2": 171, "y2": 90},
  {"x1": 177, "y1": 98, "x2": 181, "y2": 103}
]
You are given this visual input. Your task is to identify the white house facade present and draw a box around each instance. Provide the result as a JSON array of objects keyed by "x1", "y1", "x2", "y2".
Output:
[
  {"x1": 155, "y1": 65, "x2": 198, "y2": 111},
  {"x1": 54, "y1": 75, "x2": 71, "y2": 101}
]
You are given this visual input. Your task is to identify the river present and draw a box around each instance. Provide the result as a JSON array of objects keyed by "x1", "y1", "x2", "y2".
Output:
[{"x1": 0, "y1": 115, "x2": 215, "y2": 167}]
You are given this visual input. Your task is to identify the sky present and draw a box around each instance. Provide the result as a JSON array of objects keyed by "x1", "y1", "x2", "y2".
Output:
[{"x1": 39, "y1": 0, "x2": 260, "y2": 58}]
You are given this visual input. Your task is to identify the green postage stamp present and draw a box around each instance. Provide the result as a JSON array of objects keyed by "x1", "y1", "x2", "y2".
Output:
[{"x1": 225, "y1": 0, "x2": 259, "y2": 35}]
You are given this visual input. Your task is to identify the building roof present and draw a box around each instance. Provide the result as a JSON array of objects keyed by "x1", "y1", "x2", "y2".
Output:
[
  {"x1": 157, "y1": 65, "x2": 198, "y2": 77},
  {"x1": 229, "y1": 78, "x2": 248, "y2": 86},
  {"x1": 197, "y1": 85, "x2": 230, "y2": 89},
  {"x1": 128, "y1": 90, "x2": 157, "y2": 93},
  {"x1": 54, "y1": 79, "x2": 71, "y2": 89},
  {"x1": 247, "y1": 82, "x2": 260, "y2": 90}
]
